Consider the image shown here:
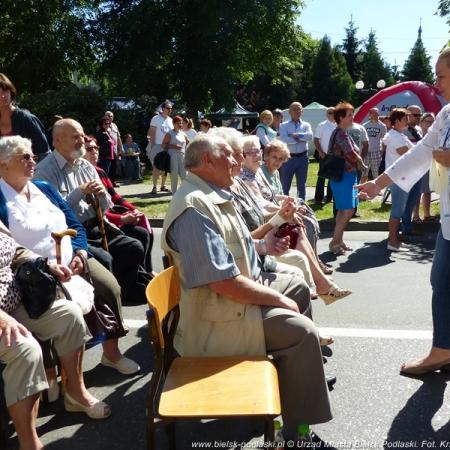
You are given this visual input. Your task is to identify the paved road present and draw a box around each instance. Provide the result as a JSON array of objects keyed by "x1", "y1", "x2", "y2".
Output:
[{"x1": 8, "y1": 225, "x2": 449, "y2": 450}]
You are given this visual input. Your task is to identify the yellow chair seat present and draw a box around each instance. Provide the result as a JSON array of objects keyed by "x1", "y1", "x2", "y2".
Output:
[{"x1": 159, "y1": 356, "x2": 281, "y2": 417}]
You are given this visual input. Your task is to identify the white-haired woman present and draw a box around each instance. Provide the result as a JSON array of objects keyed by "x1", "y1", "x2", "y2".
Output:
[
  {"x1": 240, "y1": 135, "x2": 351, "y2": 303},
  {"x1": 0, "y1": 136, "x2": 139, "y2": 405}
]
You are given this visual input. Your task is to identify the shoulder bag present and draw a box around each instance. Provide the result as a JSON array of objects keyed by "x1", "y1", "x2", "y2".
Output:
[{"x1": 317, "y1": 129, "x2": 345, "y2": 182}]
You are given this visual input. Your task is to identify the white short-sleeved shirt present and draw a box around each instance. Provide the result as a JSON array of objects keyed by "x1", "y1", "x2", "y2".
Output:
[
  {"x1": 0, "y1": 179, "x2": 73, "y2": 265},
  {"x1": 383, "y1": 129, "x2": 413, "y2": 168},
  {"x1": 150, "y1": 114, "x2": 173, "y2": 145},
  {"x1": 314, "y1": 120, "x2": 337, "y2": 154}
]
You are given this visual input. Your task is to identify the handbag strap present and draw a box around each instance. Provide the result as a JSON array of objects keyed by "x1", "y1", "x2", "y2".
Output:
[{"x1": 77, "y1": 253, "x2": 94, "y2": 285}]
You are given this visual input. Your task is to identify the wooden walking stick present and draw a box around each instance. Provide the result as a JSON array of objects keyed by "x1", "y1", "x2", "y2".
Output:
[
  {"x1": 87, "y1": 194, "x2": 109, "y2": 252},
  {"x1": 51, "y1": 229, "x2": 78, "y2": 265}
]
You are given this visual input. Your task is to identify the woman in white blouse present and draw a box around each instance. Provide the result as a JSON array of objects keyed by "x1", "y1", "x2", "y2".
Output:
[
  {"x1": 382, "y1": 108, "x2": 413, "y2": 251},
  {"x1": 358, "y1": 48, "x2": 450, "y2": 375}
]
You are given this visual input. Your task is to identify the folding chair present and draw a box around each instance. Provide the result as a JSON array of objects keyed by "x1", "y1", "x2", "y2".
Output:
[{"x1": 145, "y1": 266, "x2": 281, "y2": 450}]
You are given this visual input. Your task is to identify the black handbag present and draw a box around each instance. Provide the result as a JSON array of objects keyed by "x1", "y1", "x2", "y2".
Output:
[
  {"x1": 318, "y1": 130, "x2": 345, "y2": 181},
  {"x1": 153, "y1": 150, "x2": 171, "y2": 173},
  {"x1": 15, "y1": 257, "x2": 59, "y2": 319},
  {"x1": 318, "y1": 154, "x2": 345, "y2": 181}
]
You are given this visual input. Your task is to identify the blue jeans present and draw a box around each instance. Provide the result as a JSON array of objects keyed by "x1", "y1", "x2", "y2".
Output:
[
  {"x1": 401, "y1": 179, "x2": 422, "y2": 233},
  {"x1": 279, "y1": 153, "x2": 309, "y2": 199},
  {"x1": 431, "y1": 229, "x2": 450, "y2": 349}
]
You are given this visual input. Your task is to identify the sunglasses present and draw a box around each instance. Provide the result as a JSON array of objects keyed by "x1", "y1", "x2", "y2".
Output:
[
  {"x1": 409, "y1": 113, "x2": 421, "y2": 118},
  {"x1": 86, "y1": 145, "x2": 99, "y2": 152},
  {"x1": 17, "y1": 153, "x2": 37, "y2": 162}
]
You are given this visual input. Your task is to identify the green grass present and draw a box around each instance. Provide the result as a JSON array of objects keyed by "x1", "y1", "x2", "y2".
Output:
[{"x1": 127, "y1": 162, "x2": 440, "y2": 221}]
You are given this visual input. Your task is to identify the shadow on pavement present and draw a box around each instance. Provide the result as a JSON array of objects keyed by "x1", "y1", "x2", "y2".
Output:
[
  {"x1": 322, "y1": 238, "x2": 435, "y2": 274},
  {"x1": 385, "y1": 373, "x2": 450, "y2": 448}
]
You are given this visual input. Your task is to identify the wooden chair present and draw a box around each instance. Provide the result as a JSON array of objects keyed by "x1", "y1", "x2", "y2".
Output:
[{"x1": 145, "y1": 266, "x2": 281, "y2": 450}]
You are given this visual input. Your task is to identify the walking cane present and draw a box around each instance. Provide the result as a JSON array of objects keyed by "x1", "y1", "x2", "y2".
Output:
[
  {"x1": 51, "y1": 229, "x2": 78, "y2": 265},
  {"x1": 50, "y1": 228, "x2": 78, "y2": 396},
  {"x1": 88, "y1": 194, "x2": 109, "y2": 252}
]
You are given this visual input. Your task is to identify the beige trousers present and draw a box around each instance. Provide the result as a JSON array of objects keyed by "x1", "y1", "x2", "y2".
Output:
[
  {"x1": 2, "y1": 299, "x2": 90, "y2": 407},
  {"x1": 260, "y1": 272, "x2": 332, "y2": 431}
]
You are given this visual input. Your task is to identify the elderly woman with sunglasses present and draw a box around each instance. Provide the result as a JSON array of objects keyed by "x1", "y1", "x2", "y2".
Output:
[
  {"x1": 239, "y1": 135, "x2": 351, "y2": 303},
  {"x1": 0, "y1": 135, "x2": 139, "y2": 393},
  {"x1": 83, "y1": 136, "x2": 155, "y2": 276}
]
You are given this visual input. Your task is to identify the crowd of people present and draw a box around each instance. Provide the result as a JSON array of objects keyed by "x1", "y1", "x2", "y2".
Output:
[{"x1": 0, "y1": 46, "x2": 449, "y2": 448}]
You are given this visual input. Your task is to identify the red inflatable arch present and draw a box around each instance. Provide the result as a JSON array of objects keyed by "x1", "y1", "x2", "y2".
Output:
[{"x1": 354, "y1": 81, "x2": 445, "y2": 123}]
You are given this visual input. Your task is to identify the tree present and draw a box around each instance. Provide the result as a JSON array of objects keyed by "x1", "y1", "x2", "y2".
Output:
[
  {"x1": 310, "y1": 36, "x2": 354, "y2": 105},
  {"x1": 402, "y1": 26, "x2": 434, "y2": 83},
  {"x1": 340, "y1": 17, "x2": 361, "y2": 81},
  {"x1": 96, "y1": 0, "x2": 306, "y2": 112},
  {"x1": 359, "y1": 31, "x2": 393, "y2": 88},
  {"x1": 0, "y1": 0, "x2": 97, "y2": 96}
]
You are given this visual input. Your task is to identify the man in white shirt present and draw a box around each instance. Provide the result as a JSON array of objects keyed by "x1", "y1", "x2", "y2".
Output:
[
  {"x1": 314, "y1": 107, "x2": 336, "y2": 205},
  {"x1": 146, "y1": 101, "x2": 173, "y2": 194},
  {"x1": 279, "y1": 102, "x2": 313, "y2": 199},
  {"x1": 361, "y1": 108, "x2": 387, "y2": 183}
]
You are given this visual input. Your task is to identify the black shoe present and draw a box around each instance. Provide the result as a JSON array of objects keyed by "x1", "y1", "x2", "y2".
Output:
[
  {"x1": 326, "y1": 373, "x2": 336, "y2": 390},
  {"x1": 310, "y1": 432, "x2": 336, "y2": 449}
]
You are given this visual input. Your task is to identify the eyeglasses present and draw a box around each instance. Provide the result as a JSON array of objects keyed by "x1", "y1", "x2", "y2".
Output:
[
  {"x1": 409, "y1": 113, "x2": 421, "y2": 118},
  {"x1": 86, "y1": 145, "x2": 99, "y2": 152},
  {"x1": 423, "y1": 120, "x2": 434, "y2": 124},
  {"x1": 17, "y1": 153, "x2": 37, "y2": 162},
  {"x1": 327, "y1": 112, "x2": 334, "y2": 115},
  {"x1": 245, "y1": 149, "x2": 262, "y2": 156}
]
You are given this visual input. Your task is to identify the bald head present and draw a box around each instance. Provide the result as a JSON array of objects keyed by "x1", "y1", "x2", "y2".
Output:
[
  {"x1": 52, "y1": 118, "x2": 86, "y2": 162},
  {"x1": 407, "y1": 105, "x2": 422, "y2": 126}
]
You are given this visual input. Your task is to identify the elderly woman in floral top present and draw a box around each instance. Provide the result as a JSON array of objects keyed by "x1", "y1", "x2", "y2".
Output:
[
  {"x1": 328, "y1": 102, "x2": 366, "y2": 255},
  {"x1": 240, "y1": 135, "x2": 351, "y2": 304},
  {"x1": 0, "y1": 221, "x2": 109, "y2": 450}
]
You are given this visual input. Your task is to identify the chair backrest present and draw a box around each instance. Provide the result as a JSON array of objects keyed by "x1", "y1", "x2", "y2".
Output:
[{"x1": 145, "y1": 266, "x2": 181, "y2": 350}]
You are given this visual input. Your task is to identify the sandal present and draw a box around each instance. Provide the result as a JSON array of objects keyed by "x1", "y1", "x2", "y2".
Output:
[
  {"x1": 319, "y1": 335, "x2": 334, "y2": 346},
  {"x1": 329, "y1": 243, "x2": 346, "y2": 255},
  {"x1": 318, "y1": 259, "x2": 333, "y2": 275},
  {"x1": 412, "y1": 217, "x2": 422, "y2": 224},
  {"x1": 64, "y1": 392, "x2": 111, "y2": 420},
  {"x1": 151, "y1": 187, "x2": 157, "y2": 194},
  {"x1": 160, "y1": 186, "x2": 170, "y2": 192},
  {"x1": 340, "y1": 243, "x2": 353, "y2": 251},
  {"x1": 318, "y1": 283, "x2": 352, "y2": 305}
]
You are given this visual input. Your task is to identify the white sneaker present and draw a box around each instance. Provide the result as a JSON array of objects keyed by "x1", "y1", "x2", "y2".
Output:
[{"x1": 387, "y1": 243, "x2": 410, "y2": 252}]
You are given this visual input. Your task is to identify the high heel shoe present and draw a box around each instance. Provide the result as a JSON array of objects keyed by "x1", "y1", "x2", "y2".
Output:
[
  {"x1": 329, "y1": 243, "x2": 346, "y2": 255},
  {"x1": 400, "y1": 358, "x2": 450, "y2": 376},
  {"x1": 64, "y1": 392, "x2": 111, "y2": 419}
]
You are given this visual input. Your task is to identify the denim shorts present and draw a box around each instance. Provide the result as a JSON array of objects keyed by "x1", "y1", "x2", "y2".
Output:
[{"x1": 390, "y1": 184, "x2": 409, "y2": 219}]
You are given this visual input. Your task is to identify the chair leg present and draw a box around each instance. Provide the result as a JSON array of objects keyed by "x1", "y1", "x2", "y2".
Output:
[
  {"x1": 264, "y1": 417, "x2": 275, "y2": 444},
  {"x1": 166, "y1": 420, "x2": 176, "y2": 450}
]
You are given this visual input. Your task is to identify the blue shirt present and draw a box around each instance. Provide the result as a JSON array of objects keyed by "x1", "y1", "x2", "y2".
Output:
[
  {"x1": 279, "y1": 119, "x2": 313, "y2": 154},
  {"x1": 166, "y1": 185, "x2": 260, "y2": 288}
]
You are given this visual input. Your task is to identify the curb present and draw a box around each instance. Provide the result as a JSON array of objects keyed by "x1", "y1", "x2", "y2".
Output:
[{"x1": 149, "y1": 217, "x2": 440, "y2": 233}]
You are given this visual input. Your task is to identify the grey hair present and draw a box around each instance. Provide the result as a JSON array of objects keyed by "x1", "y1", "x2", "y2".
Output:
[
  {"x1": 209, "y1": 127, "x2": 243, "y2": 151},
  {"x1": 184, "y1": 135, "x2": 226, "y2": 170},
  {"x1": 0, "y1": 136, "x2": 32, "y2": 161},
  {"x1": 241, "y1": 135, "x2": 260, "y2": 153}
]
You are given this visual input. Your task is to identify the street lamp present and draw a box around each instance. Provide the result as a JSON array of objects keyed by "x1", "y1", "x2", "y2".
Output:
[{"x1": 355, "y1": 79, "x2": 386, "y2": 93}]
